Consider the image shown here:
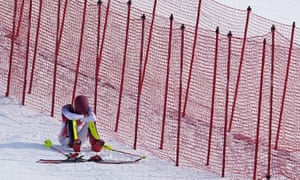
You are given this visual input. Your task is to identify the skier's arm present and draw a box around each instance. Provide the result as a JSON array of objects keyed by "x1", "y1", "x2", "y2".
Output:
[
  {"x1": 80, "y1": 107, "x2": 96, "y2": 122},
  {"x1": 62, "y1": 104, "x2": 84, "y2": 120}
]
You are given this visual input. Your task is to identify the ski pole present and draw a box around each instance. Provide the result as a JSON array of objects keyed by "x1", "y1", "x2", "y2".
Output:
[
  {"x1": 44, "y1": 139, "x2": 69, "y2": 158},
  {"x1": 103, "y1": 144, "x2": 146, "y2": 159}
]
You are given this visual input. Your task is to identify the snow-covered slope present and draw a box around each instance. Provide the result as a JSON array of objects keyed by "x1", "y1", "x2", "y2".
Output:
[
  {"x1": 0, "y1": 95, "x2": 226, "y2": 180},
  {"x1": 215, "y1": 0, "x2": 299, "y2": 25}
]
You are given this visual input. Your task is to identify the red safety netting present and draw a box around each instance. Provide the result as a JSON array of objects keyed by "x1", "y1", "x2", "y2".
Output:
[{"x1": 1, "y1": 0, "x2": 300, "y2": 179}]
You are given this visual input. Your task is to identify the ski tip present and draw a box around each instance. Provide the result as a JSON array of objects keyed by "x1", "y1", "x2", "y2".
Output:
[{"x1": 44, "y1": 139, "x2": 53, "y2": 148}]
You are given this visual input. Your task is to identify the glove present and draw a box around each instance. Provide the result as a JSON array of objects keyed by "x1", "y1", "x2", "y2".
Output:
[{"x1": 72, "y1": 139, "x2": 81, "y2": 152}]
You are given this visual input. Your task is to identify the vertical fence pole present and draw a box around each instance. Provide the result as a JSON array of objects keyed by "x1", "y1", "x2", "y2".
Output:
[
  {"x1": 140, "y1": 0, "x2": 157, "y2": 86},
  {"x1": 115, "y1": 0, "x2": 132, "y2": 132},
  {"x1": 206, "y1": 26, "x2": 219, "y2": 166},
  {"x1": 51, "y1": 0, "x2": 68, "y2": 116},
  {"x1": 176, "y1": 24, "x2": 185, "y2": 167},
  {"x1": 22, "y1": 0, "x2": 33, "y2": 105},
  {"x1": 134, "y1": 14, "x2": 146, "y2": 150},
  {"x1": 72, "y1": 0, "x2": 88, "y2": 102},
  {"x1": 275, "y1": 22, "x2": 295, "y2": 150},
  {"x1": 160, "y1": 14, "x2": 174, "y2": 150},
  {"x1": 51, "y1": 0, "x2": 61, "y2": 116},
  {"x1": 253, "y1": 39, "x2": 266, "y2": 180},
  {"x1": 28, "y1": 0, "x2": 43, "y2": 94},
  {"x1": 93, "y1": 0, "x2": 102, "y2": 114},
  {"x1": 228, "y1": 6, "x2": 251, "y2": 132},
  {"x1": 182, "y1": 0, "x2": 202, "y2": 116},
  {"x1": 222, "y1": 31, "x2": 232, "y2": 177},
  {"x1": 16, "y1": 0, "x2": 25, "y2": 37},
  {"x1": 94, "y1": 0, "x2": 111, "y2": 114},
  {"x1": 266, "y1": 25, "x2": 276, "y2": 180},
  {"x1": 6, "y1": 0, "x2": 18, "y2": 97}
]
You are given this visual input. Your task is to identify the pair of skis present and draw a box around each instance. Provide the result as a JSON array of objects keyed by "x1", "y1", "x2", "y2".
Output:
[
  {"x1": 37, "y1": 157, "x2": 143, "y2": 164},
  {"x1": 37, "y1": 139, "x2": 145, "y2": 164}
]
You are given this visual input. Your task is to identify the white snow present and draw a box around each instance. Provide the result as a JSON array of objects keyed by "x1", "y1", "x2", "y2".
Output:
[
  {"x1": 215, "y1": 0, "x2": 299, "y2": 25},
  {"x1": 0, "y1": 95, "x2": 225, "y2": 180},
  {"x1": 111, "y1": 0, "x2": 298, "y2": 26}
]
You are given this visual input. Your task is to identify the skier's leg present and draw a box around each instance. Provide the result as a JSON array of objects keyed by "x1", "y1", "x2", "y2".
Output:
[
  {"x1": 88, "y1": 122, "x2": 105, "y2": 152},
  {"x1": 58, "y1": 122, "x2": 70, "y2": 147},
  {"x1": 78, "y1": 123, "x2": 89, "y2": 145},
  {"x1": 58, "y1": 136, "x2": 69, "y2": 147},
  {"x1": 67, "y1": 120, "x2": 81, "y2": 152}
]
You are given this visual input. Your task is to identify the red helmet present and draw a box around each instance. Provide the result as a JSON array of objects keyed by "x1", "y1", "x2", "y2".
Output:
[{"x1": 73, "y1": 95, "x2": 89, "y2": 114}]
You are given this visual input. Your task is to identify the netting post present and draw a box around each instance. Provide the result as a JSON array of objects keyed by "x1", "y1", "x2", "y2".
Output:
[
  {"x1": 182, "y1": 0, "x2": 202, "y2": 117},
  {"x1": 206, "y1": 26, "x2": 219, "y2": 166},
  {"x1": 160, "y1": 14, "x2": 174, "y2": 150},
  {"x1": 133, "y1": 14, "x2": 146, "y2": 150},
  {"x1": 275, "y1": 22, "x2": 296, "y2": 150},
  {"x1": 94, "y1": 0, "x2": 111, "y2": 114},
  {"x1": 6, "y1": 0, "x2": 18, "y2": 97},
  {"x1": 253, "y1": 39, "x2": 266, "y2": 180},
  {"x1": 176, "y1": 24, "x2": 185, "y2": 167},
  {"x1": 51, "y1": 0, "x2": 68, "y2": 117},
  {"x1": 228, "y1": 6, "x2": 251, "y2": 132},
  {"x1": 266, "y1": 25, "x2": 276, "y2": 180},
  {"x1": 140, "y1": 0, "x2": 157, "y2": 86},
  {"x1": 93, "y1": 0, "x2": 102, "y2": 114},
  {"x1": 115, "y1": 0, "x2": 132, "y2": 132},
  {"x1": 28, "y1": 0, "x2": 43, "y2": 94},
  {"x1": 72, "y1": 0, "x2": 88, "y2": 102},
  {"x1": 222, "y1": 31, "x2": 232, "y2": 177},
  {"x1": 16, "y1": 0, "x2": 25, "y2": 37},
  {"x1": 22, "y1": 0, "x2": 33, "y2": 105}
]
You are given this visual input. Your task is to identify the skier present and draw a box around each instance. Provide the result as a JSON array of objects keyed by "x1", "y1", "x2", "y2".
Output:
[{"x1": 58, "y1": 95, "x2": 104, "y2": 161}]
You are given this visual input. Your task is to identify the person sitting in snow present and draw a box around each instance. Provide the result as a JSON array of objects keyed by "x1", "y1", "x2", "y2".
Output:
[{"x1": 58, "y1": 95, "x2": 104, "y2": 160}]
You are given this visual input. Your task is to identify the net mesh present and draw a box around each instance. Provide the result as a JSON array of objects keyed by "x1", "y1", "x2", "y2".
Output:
[{"x1": 1, "y1": 0, "x2": 300, "y2": 179}]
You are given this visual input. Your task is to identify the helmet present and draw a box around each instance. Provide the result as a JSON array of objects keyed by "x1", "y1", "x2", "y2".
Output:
[{"x1": 73, "y1": 95, "x2": 89, "y2": 114}]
